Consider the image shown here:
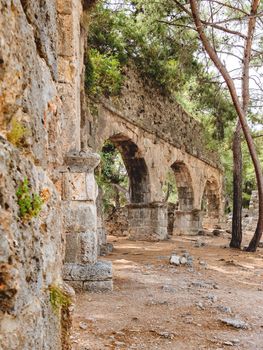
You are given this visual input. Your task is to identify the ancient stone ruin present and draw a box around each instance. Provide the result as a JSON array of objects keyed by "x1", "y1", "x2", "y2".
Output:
[{"x1": 0, "y1": 1, "x2": 224, "y2": 349}]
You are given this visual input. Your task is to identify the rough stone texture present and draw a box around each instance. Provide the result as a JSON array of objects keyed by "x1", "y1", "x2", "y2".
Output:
[
  {"x1": 87, "y1": 68, "x2": 220, "y2": 168},
  {"x1": 63, "y1": 201, "x2": 97, "y2": 233},
  {"x1": 105, "y1": 207, "x2": 129, "y2": 237},
  {"x1": 0, "y1": 1, "x2": 105, "y2": 349},
  {"x1": 60, "y1": 150, "x2": 112, "y2": 293},
  {"x1": 63, "y1": 261, "x2": 112, "y2": 281},
  {"x1": 128, "y1": 203, "x2": 168, "y2": 241},
  {"x1": 84, "y1": 70, "x2": 224, "y2": 240},
  {"x1": 63, "y1": 261, "x2": 113, "y2": 292},
  {"x1": 65, "y1": 231, "x2": 98, "y2": 264},
  {"x1": 0, "y1": 138, "x2": 63, "y2": 349},
  {"x1": 174, "y1": 210, "x2": 203, "y2": 236}
]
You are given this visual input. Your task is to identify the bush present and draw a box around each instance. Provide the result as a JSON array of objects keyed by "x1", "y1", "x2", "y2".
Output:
[
  {"x1": 7, "y1": 118, "x2": 28, "y2": 148},
  {"x1": 16, "y1": 178, "x2": 43, "y2": 221},
  {"x1": 85, "y1": 48, "x2": 123, "y2": 97}
]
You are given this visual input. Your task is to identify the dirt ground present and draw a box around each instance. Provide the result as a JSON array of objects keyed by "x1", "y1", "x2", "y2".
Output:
[{"x1": 72, "y1": 233, "x2": 263, "y2": 350}]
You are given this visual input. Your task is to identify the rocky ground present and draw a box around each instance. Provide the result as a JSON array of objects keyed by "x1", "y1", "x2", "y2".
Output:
[{"x1": 72, "y1": 233, "x2": 263, "y2": 350}]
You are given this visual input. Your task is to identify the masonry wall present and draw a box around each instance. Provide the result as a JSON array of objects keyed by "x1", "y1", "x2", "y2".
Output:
[
  {"x1": 87, "y1": 67, "x2": 220, "y2": 168},
  {"x1": 0, "y1": 1, "x2": 88, "y2": 349}
]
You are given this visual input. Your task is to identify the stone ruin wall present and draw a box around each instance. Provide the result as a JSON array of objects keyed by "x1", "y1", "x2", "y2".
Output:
[
  {"x1": 0, "y1": 1, "x2": 224, "y2": 348},
  {"x1": 0, "y1": 1, "x2": 105, "y2": 349},
  {"x1": 87, "y1": 67, "x2": 220, "y2": 169}
]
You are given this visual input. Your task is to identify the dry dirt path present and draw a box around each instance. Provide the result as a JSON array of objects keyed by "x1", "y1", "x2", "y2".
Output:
[{"x1": 72, "y1": 234, "x2": 263, "y2": 350}]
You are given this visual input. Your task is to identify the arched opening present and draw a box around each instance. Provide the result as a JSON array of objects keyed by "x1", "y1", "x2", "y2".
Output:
[
  {"x1": 165, "y1": 161, "x2": 200, "y2": 235},
  {"x1": 171, "y1": 161, "x2": 194, "y2": 211},
  {"x1": 96, "y1": 134, "x2": 151, "y2": 245},
  {"x1": 110, "y1": 134, "x2": 150, "y2": 204},
  {"x1": 201, "y1": 179, "x2": 220, "y2": 229}
]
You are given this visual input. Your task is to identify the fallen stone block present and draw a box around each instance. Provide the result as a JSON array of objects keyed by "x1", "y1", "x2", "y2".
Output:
[
  {"x1": 63, "y1": 261, "x2": 112, "y2": 281},
  {"x1": 219, "y1": 318, "x2": 249, "y2": 329}
]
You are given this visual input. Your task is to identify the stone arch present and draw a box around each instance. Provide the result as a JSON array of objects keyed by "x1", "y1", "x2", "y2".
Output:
[
  {"x1": 170, "y1": 161, "x2": 194, "y2": 210},
  {"x1": 201, "y1": 178, "x2": 220, "y2": 228},
  {"x1": 105, "y1": 133, "x2": 151, "y2": 204}
]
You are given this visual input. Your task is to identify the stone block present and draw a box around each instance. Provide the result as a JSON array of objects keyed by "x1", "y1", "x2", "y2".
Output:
[
  {"x1": 63, "y1": 261, "x2": 112, "y2": 281},
  {"x1": 66, "y1": 281, "x2": 84, "y2": 292},
  {"x1": 62, "y1": 171, "x2": 98, "y2": 202},
  {"x1": 128, "y1": 203, "x2": 168, "y2": 241},
  {"x1": 64, "y1": 150, "x2": 100, "y2": 173},
  {"x1": 63, "y1": 201, "x2": 97, "y2": 233},
  {"x1": 64, "y1": 231, "x2": 97, "y2": 264},
  {"x1": 64, "y1": 233, "x2": 79, "y2": 263},
  {"x1": 83, "y1": 280, "x2": 113, "y2": 292},
  {"x1": 63, "y1": 172, "x2": 86, "y2": 200},
  {"x1": 174, "y1": 210, "x2": 202, "y2": 235},
  {"x1": 86, "y1": 172, "x2": 98, "y2": 201},
  {"x1": 80, "y1": 231, "x2": 98, "y2": 264}
]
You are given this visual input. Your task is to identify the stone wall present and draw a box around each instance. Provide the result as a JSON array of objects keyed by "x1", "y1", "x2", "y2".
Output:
[
  {"x1": 0, "y1": 138, "x2": 63, "y2": 349},
  {"x1": 0, "y1": 1, "x2": 106, "y2": 349},
  {"x1": 105, "y1": 207, "x2": 129, "y2": 237},
  {"x1": 87, "y1": 67, "x2": 220, "y2": 168}
]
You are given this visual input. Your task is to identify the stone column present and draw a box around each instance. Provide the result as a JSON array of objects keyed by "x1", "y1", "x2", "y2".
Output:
[
  {"x1": 173, "y1": 209, "x2": 203, "y2": 235},
  {"x1": 61, "y1": 150, "x2": 113, "y2": 292},
  {"x1": 127, "y1": 202, "x2": 168, "y2": 241}
]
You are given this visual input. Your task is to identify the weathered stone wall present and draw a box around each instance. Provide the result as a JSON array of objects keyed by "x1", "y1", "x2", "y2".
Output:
[
  {"x1": 105, "y1": 207, "x2": 129, "y2": 237},
  {"x1": 84, "y1": 66, "x2": 224, "y2": 240},
  {"x1": 0, "y1": 138, "x2": 63, "y2": 349},
  {"x1": 86, "y1": 67, "x2": 220, "y2": 168},
  {"x1": 0, "y1": 1, "x2": 102, "y2": 349}
]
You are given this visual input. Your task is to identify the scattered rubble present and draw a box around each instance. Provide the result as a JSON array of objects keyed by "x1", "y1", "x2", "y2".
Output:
[
  {"x1": 170, "y1": 252, "x2": 193, "y2": 266},
  {"x1": 219, "y1": 318, "x2": 249, "y2": 329}
]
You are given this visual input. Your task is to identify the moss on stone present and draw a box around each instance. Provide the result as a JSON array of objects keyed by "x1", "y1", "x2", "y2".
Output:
[{"x1": 49, "y1": 285, "x2": 72, "y2": 315}]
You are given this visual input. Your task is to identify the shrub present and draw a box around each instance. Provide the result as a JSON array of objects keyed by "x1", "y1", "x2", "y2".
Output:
[
  {"x1": 16, "y1": 178, "x2": 43, "y2": 221},
  {"x1": 85, "y1": 48, "x2": 123, "y2": 97},
  {"x1": 7, "y1": 118, "x2": 28, "y2": 147}
]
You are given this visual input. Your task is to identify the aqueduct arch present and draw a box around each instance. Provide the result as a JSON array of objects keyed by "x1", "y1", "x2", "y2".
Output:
[
  {"x1": 171, "y1": 161, "x2": 194, "y2": 211},
  {"x1": 85, "y1": 84, "x2": 224, "y2": 240},
  {"x1": 201, "y1": 178, "x2": 221, "y2": 229},
  {"x1": 109, "y1": 133, "x2": 151, "y2": 204}
]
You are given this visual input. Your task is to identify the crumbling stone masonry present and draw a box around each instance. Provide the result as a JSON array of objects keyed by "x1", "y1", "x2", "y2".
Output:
[
  {"x1": 61, "y1": 150, "x2": 113, "y2": 292},
  {"x1": 85, "y1": 69, "x2": 224, "y2": 240},
  {"x1": 0, "y1": 1, "x2": 111, "y2": 349}
]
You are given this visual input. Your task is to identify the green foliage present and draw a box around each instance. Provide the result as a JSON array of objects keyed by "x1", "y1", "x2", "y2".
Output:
[
  {"x1": 162, "y1": 169, "x2": 178, "y2": 203},
  {"x1": 16, "y1": 178, "x2": 43, "y2": 221},
  {"x1": 85, "y1": 48, "x2": 123, "y2": 97},
  {"x1": 87, "y1": 0, "x2": 262, "y2": 208},
  {"x1": 95, "y1": 141, "x2": 128, "y2": 213},
  {"x1": 7, "y1": 118, "x2": 28, "y2": 148},
  {"x1": 49, "y1": 285, "x2": 71, "y2": 314},
  {"x1": 87, "y1": 1, "x2": 200, "y2": 94}
]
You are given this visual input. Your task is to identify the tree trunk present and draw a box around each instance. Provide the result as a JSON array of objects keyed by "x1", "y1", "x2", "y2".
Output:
[
  {"x1": 114, "y1": 186, "x2": 120, "y2": 209},
  {"x1": 230, "y1": 122, "x2": 243, "y2": 249},
  {"x1": 189, "y1": 0, "x2": 263, "y2": 252}
]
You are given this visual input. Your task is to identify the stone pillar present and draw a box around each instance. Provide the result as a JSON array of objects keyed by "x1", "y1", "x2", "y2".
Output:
[
  {"x1": 173, "y1": 209, "x2": 202, "y2": 235},
  {"x1": 61, "y1": 150, "x2": 113, "y2": 292},
  {"x1": 128, "y1": 202, "x2": 168, "y2": 241}
]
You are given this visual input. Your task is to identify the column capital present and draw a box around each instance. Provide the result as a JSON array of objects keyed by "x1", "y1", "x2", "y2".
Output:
[{"x1": 63, "y1": 149, "x2": 100, "y2": 172}]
